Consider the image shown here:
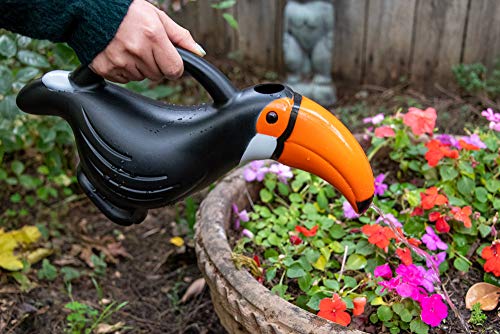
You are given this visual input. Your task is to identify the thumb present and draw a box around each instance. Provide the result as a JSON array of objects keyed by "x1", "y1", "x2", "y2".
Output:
[{"x1": 157, "y1": 10, "x2": 206, "y2": 57}]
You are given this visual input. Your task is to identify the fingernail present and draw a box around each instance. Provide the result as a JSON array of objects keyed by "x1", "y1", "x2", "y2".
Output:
[{"x1": 196, "y1": 43, "x2": 206, "y2": 57}]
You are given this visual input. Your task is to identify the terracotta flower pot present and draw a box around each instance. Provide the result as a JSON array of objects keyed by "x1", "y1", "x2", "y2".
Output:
[{"x1": 195, "y1": 168, "x2": 365, "y2": 334}]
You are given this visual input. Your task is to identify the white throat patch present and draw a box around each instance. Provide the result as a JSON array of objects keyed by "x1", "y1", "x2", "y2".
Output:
[{"x1": 239, "y1": 134, "x2": 277, "y2": 165}]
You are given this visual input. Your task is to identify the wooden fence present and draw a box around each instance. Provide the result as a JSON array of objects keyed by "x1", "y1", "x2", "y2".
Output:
[{"x1": 171, "y1": 0, "x2": 500, "y2": 91}]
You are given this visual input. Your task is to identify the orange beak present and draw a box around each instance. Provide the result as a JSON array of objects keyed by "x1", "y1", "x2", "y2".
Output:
[{"x1": 277, "y1": 96, "x2": 374, "y2": 213}]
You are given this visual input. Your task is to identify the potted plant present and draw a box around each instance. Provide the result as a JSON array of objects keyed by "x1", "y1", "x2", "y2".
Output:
[{"x1": 195, "y1": 106, "x2": 500, "y2": 333}]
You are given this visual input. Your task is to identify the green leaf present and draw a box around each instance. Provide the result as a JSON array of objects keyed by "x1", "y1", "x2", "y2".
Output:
[
  {"x1": 11, "y1": 160, "x2": 24, "y2": 176},
  {"x1": 478, "y1": 224, "x2": 492, "y2": 238},
  {"x1": 0, "y1": 35, "x2": 17, "y2": 57},
  {"x1": 259, "y1": 188, "x2": 273, "y2": 203},
  {"x1": 211, "y1": 0, "x2": 236, "y2": 9},
  {"x1": 345, "y1": 254, "x2": 367, "y2": 271},
  {"x1": 298, "y1": 273, "x2": 312, "y2": 291},
  {"x1": 17, "y1": 50, "x2": 50, "y2": 68},
  {"x1": 61, "y1": 267, "x2": 81, "y2": 283},
  {"x1": 400, "y1": 309, "x2": 413, "y2": 322},
  {"x1": 323, "y1": 279, "x2": 340, "y2": 291},
  {"x1": 317, "y1": 190, "x2": 328, "y2": 210},
  {"x1": 0, "y1": 65, "x2": 13, "y2": 94},
  {"x1": 474, "y1": 187, "x2": 488, "y2": 203},
  {"x1": 222, "y1": 13, "x2": 239, "y2": 30},
  {"x1": 265, "y1": 267, "x2": 276, "y2": 282},
  {"x1": 329, "y1": 224, "x2": 346, "y2": 239},
  {"x1": 37, "y1": 259, "x2": 57, "y2": 281},
  {"x1": 439, "y1": 165, "x2": 458, "y2": 181},
  {"x1": 9, "y1": 193, "x2": 21, "y2": 203},
  {"x1": 457, "y1": 176, "x2": 475, "y2": 196},
  {"x1": 484, "y1": 272, "x2": 500, "y2": 287},
  {"x1": 485, "y1": 179, "x2": 500, "y2": 193},
  {"x1": 453, "y1": 257, "x2": 470, "y2": 272},
  {"x1": 286, "y1": 264, "x2": 306, "y2": 278},
  {"x1": 16, "y1": 67, "x2": 40, "y2": 82},
  {"x1": 377, "y1": 305, "x2": 393, "y2": 322},
  {"x1": 458, "y1": 161, "x2": 475, "y2": 179},
  {"x1": 410, "y1": 319, "x2": 429, "y2": 334},
  {"x1": 271, "y1": 283, "x2": 288, "y2": 298}
]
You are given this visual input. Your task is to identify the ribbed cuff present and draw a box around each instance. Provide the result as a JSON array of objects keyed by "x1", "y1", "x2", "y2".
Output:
[{"x1": 68, "y1": 0, "x2": 133, "y2": 65}]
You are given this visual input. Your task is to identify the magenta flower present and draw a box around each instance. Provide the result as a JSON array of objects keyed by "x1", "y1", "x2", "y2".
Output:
[
  {"x1": 421, "y1": 226, "x2": 448, "y2": 251},
  {"x1": 435, "y1": 134, "x2": 459, "y2": 148},
  {"x1": 460, "y1": 133, "x2": 487, "y2": 149},
  {"x1": 490, "y1": 121, "x2": 500, "y2": 132},
  {"x1": 394, "y1": 264, "x2": 431, "y2": 299},
  {"x1": 376, "y1": 213, "x2": 402, "y2": 228},
  {"x1": 482, "y1": 108, "x2": 500, "y2": 122},
  {"x1": 374, "y1": 173, "x2": 388, "y2": 196},
  {"x1": 342, "y1": 201, "x2": 359, "y2": 219},
  {"x1": 419, "y1": 294, "x2": 448, "y2": 327},
  {"x1": 268, "y1": 163, "x2": 293, "y2": 183},
  {"x1": 243, "y1": 161, "x2": 268, "y2": 182},
  {"x1": 241, "y1": 228, "x2": 254, "y2": 239},
  {"x1": 363, "y1": 113, "x2": 385, "y2": 125},
  {"x1": 426, "y1": 251, "x2": 447, "y2": 269},
  {"x1": 232, "y1": 203, "x2": 249, "y2": 230},
  {"x1": 374, "y1": 263, "x2": 392, "y2": 279}
]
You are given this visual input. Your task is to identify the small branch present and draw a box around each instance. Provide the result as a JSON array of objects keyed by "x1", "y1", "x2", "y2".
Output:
[{"x1": 338, "y1": 245, "x2": 349, "y2": 282}]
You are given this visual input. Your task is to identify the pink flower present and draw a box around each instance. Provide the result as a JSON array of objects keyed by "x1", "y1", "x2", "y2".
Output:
[
  {"x1": 232, "y1": 203, "x2": 249, "y2": 230},
  {"x1": 241, "y1": 229, "x2": 254, "y2": 239},
  {"x1": 403, "y1": 107, "x2": 437, "y2": 136},
  {"x1": 268, "y1": 163, "x2": 293, "y2": 183},
  {"x1": 435, "y1": 134, "x2": 459, "y2": 148},
  {"x1": 421, "y1": 226, "x2": 448, "y2": 251},
  {"x1": 489, "y1": 121, "x2": 500, "y2": 132},
  {"x1": 482, "y1": 108, "x2": 500, "y2": 122},
  {"x1": 419, "y1": 294, "x2": 448, "y2": 327},
  {"x1": 363, "y1": 113, "x2": 385, "y2": 125},
  {"x1": 376, "y1": 213, "x2": 402, "y2": 228},
  {"x1": 374, "y1": 173, "x2": 388, "y2": 196},
  {"x1": 243, "y1": 161, "x2": 268, "y2": 182},
  {"x1": 342, "y1": 201, "x2": 359, "y2": 219},
  {"x1": 374, "y1": 263, "x2": 392, "y2": 279},
  {"x1": 374, "y1": 126, "x2": 395, "y2": 138},
  {"x1": 426, "y1": 251, "x2": 447, "y2": 269}
]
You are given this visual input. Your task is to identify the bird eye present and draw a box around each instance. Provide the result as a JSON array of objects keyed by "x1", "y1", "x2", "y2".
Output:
[{"x1": 266, "y1": 111, "x2": 278, "y2": 124}]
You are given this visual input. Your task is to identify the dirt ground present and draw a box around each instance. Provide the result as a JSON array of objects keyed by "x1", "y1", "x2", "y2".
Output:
[{"x1": 0, "y1": 199, "x2": 226, "y2": 334}]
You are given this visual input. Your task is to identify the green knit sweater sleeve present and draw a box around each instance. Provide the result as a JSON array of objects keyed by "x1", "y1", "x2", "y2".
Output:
[{"x1": 0, "y1": 0, "x2": 133, "y2": 65}]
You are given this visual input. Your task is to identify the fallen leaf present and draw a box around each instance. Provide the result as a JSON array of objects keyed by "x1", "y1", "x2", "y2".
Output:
[
  {"x1": 465, "y1": 282, "x2": 500, "y2": 310},
  {"x1": 106, "y1": 242, "x2": 132, "y2": 259},
  {"x1": 26, "y1": 248, "x2": 53, "y2": 264},
  {"x1": 95, "y1": 322, "x2": 125, "y2": 333},
  {"x1": 180, "y1": 278, "x2": 206, "y2": 303},
  {"x1": 170, "y1": 236, "x2": 184, "y2": 247}
]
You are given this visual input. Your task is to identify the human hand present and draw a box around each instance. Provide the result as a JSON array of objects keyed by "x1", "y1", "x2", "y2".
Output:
[{"x1": 90, "y1": 0, "x2": 205, "y2": 83}]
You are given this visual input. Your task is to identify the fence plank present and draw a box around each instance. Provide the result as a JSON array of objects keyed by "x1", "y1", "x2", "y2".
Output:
[
  {"x1": 463, "y1": 0, "x2": 500, "y2": 69},
  {"x1": 237, "y1": 0, "x2": 281, "y2": 68},
  {"x1": 333, "y1": 0, "x2": 367, "y2": 85},
  {"x1": 411, "y1": 0, "x2": 468, "y2": 91},
  {"x1": 364, "y1": 0, "x2": 416, "y2": 86}
]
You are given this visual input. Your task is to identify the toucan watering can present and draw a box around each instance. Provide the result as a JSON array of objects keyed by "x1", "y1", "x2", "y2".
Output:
[{"x1": 16, "y1": 48, "x2": 374, "y2": 226}]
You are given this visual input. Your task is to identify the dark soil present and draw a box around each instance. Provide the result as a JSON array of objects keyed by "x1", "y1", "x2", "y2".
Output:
[{"x1": 0, "y1": 199, "x2": 226, "y2": 334}]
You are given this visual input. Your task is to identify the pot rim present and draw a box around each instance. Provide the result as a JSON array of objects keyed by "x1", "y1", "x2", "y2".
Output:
[{"x1": 195, "y1": 167, "x2": 366, "y2": 334}]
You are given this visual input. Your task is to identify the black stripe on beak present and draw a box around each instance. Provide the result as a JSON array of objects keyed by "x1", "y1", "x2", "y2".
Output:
[{"x1": 272, "y1": 93, "x2": 302, "y2": 159}]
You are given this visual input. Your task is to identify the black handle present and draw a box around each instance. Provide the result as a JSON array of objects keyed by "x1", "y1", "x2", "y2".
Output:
[{"x1": 69, "y1": 47, "x2": 237, "y2": 106}]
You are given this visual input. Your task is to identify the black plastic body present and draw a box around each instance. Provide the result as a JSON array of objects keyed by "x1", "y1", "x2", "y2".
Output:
[{"x1": 16, "y1": 48, "x2": 293, "y2": 225}]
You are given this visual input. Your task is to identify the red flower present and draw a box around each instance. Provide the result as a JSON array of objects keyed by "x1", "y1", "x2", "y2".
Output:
[
  {"x1": 374, "y1": 126, "x2": 395, "y2": 138},
  {"x1": 458, "y1": 139, "x2": 480, "y2": 151},
  {"x1": 411, "y1": 207, "x2": 424, "y2": 216},
  {"x1": 403, "y1": 107, "x2": 437, "y2": 136},
  {"x1": 361, "y1": 224, "x2": 395, "y2": 251},
  {"x1": 482, "y1": 241, "x2": 500, "y2": 277},
  {"x1": 295, "y1": 225, "x2": 318, "y2": 237},
  {"x1": 429, "y1": 212, "x2": 450, "y2": 233},
  {"x1": 425, "y1": 140, "x2": 459, "y2": 167},
  {"x1": 450, "y1": 206, "x2": 472, "y2": 228},
  {"x1": 396, "y1": 247, "x2": 413, "y2": 265},
  {"x1": 317, "y1": 294, "x2": 351, "y2": 326},
  {"x1": 352, "y1": 297, "x2": 367, "y2": 316},
  {"x1": 408, "y1": 238, "x2": 422, "y2": 247},
  {"x1": 420, "y1": 187, "x2": 448, "y2": 210},
  {"x1": 290, "y1": 235, "x2": 303, "y2": 245}
]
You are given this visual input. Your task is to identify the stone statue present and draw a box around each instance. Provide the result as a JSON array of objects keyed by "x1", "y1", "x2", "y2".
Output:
[{"x1": 283, "y1": 0, "x2": 336, "y2": 106}]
